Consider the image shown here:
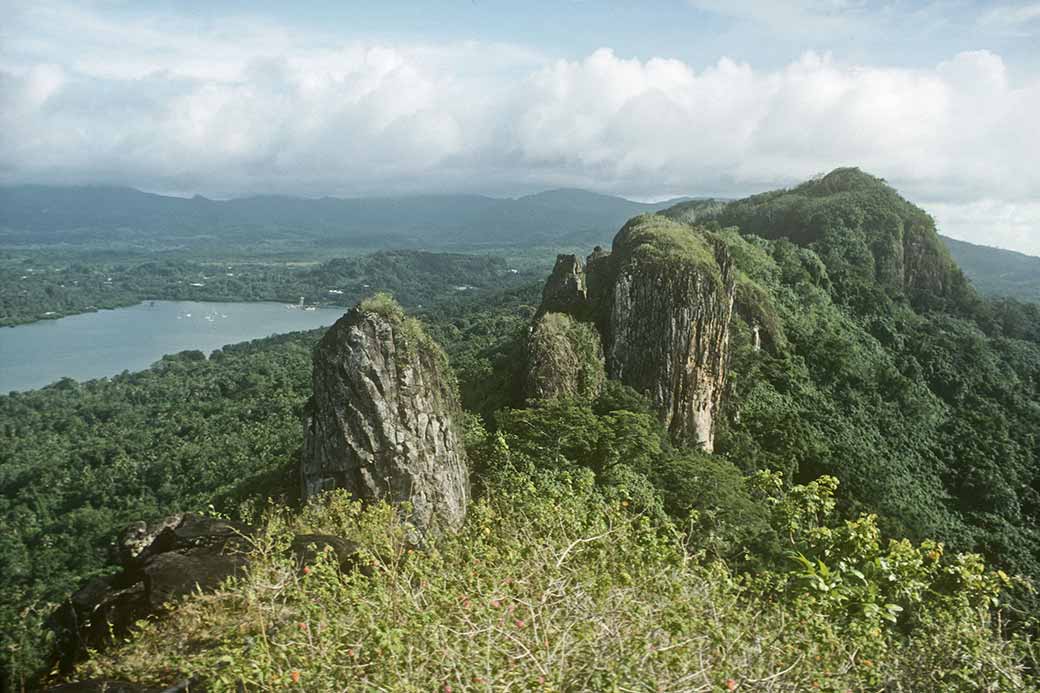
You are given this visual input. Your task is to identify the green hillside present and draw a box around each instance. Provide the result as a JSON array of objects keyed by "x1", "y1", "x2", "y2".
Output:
[{"x1": 943, "y1": 235, "x2": 1040, "y2": 302}]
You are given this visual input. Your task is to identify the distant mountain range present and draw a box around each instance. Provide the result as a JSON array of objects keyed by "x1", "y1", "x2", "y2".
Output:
[
  {"x1": 0, "y1": 185, "x2": 689, "y2": 252},
  {"x1": 1, "y1": 184, "x2": 1038, "y2": 302}
]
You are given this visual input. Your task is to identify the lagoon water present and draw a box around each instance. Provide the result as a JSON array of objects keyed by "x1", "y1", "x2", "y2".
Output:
[{"x1": 0, "y1": 301, "x2": 343, "y2": 392}]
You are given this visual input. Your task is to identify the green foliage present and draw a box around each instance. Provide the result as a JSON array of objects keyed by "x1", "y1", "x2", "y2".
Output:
[
  {"x1": 6, "y1": 169, "x2": 1040, "y2": 688},
  {"x1": 689, "y1": 167, "x2": 972, "y2": 313},
  {"x1": 0, "y1": 280, "x2": 539, "y2": 687},
  {"x1": 0, "y1": 330, "x2": 320, "y2": 684},
  {"x1": 357, "y1": 291, "x2": 406, "y2": 322},
  {"x1": 612, "y1": 214, "x2": 721, "y2": 279},
  {"x1": 71, "y1": 468, "x2": 1037, "y2": 692},
  {"x1": 653, "y1": 451, "x2": 775, "y2": 560},
  {"x1": 421, "y1": 283, "x2": 539, "y2": 417}
]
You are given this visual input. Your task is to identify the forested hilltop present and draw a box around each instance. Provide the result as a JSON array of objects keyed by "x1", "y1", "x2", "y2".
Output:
[{"x1": 4, "y1": 168, "x2": 1040, "y2": 690}]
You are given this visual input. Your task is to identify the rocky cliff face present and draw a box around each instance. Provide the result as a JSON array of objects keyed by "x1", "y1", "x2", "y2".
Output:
[
  {"x1": 537, "y1": 254, "x2": 590, "y2": 318},
  {"x1": 607, "y1": 241, "x2": 735, "y2": 450},
  {"x1": 302, "y1": 299, "x2": 469, "y2": 535},
  {"x1": 526, "y1": 216, "x2": 736, "y2": 451},
  {"x1": 49, "y1": 514, "x2": 254, "y2": 675}
]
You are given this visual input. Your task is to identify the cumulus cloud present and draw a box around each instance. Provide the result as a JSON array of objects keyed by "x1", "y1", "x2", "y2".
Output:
[{"x1": 1, "y1": 3, "x2": 1039, "y2": 252}]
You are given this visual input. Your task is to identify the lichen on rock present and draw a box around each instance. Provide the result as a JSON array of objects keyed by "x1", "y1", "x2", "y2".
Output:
[
  {"x1": 301, "y1": 294, "x2": 469, "y2": 536},
  {"x1": 523, "y1": 312, "x2": 606, "y2": 402},
  {"x1": 605, "y1": 216, "x2": 736, "y2": 451}
]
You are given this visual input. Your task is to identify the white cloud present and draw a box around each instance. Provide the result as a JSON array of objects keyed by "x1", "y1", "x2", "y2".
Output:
[{"x1": 1, "y1": 3, "x2": 1039, "y2": 253}]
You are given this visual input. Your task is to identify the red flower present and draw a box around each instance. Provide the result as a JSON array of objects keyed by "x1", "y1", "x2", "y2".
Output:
[
  {"x1": 514, "y1": 619, "x2": 526, "y2": 629},
  {"x1": 727, "y1": 679, "x2": 737, "y2": 691},
  {"x1": 302, "y1": 566, "x2": 311, "y2": 575},
  {"x1": 291, "y1": 671, "x2": 301, "y2": 684}
]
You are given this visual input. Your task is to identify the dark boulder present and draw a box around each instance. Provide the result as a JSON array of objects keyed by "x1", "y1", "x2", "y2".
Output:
[{"x1": 49, "y1": 514, "x2": 251, "y2": 675}]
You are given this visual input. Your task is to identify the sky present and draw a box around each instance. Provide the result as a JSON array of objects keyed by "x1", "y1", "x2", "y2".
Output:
[{"x1": 1, "y1": 1, "x2": 1039, "y2": 253}]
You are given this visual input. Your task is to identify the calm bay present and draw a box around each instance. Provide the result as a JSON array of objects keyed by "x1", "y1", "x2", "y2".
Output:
[{"x1": 0, "y1": 301, "x2": 343, "y2": 392}]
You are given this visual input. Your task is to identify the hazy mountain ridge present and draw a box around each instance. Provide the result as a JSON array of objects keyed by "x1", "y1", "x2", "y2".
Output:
[
  {"x1": 3, "y1": 183, "x2": 1035, "y2": 304},
  {"x1": 0, "y1": 185, "x2": 682, "y2": 251}
]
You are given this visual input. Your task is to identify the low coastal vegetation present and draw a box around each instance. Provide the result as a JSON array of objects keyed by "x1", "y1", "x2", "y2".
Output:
[{"x1": 0, "y1": 250, "x2": 534, "y2": 327}]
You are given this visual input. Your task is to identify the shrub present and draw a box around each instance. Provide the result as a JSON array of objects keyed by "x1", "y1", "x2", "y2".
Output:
[{"x1": 73, "y1": 469, "x2": 1036, "y2": 692}]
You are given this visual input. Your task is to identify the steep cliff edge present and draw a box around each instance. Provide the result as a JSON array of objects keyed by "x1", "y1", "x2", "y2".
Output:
[
  {"x1": 527, "y1": 216, "x2": 736, "y2": 451},
  {"x1": 301, "y1": 295, "x2": 469, "y2": 535},
  {"x1": 605, "y1": 216, "x2": 736, "y2": 450}
]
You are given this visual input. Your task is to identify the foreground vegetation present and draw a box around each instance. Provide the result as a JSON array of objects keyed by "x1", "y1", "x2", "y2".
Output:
[{"x1": 76, "y1": 461, "x2": 1037, "y2": 691}]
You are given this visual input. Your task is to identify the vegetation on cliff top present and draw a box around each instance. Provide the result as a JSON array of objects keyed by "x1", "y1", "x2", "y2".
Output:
[
  {"x1": 524, "y1": 311, "x2": 606, "y2": 402},
  {"x1": 665, "y1": 167, "x2": 973, "y2": 312},
  {"x1": 611, "y1": 213, "x2": 722, "y2": 278}
]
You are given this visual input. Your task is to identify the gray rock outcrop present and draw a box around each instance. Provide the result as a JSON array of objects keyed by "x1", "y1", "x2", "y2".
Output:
[
  {"x1": 606, "y1": 237, "x2": 734, "y2": 451},
  {"x1": 526, "y1": 215, "x2": 736, "y2": 452},
  {"x1": 301, "y1": 299, "x2": 469, "y2": 535},
  {"x1": 48, "y1": 514, "x2": 366, "y2": 683},
  {"x1": 537, "y1": 254, "x2": 589, "y2": 319},
  {"x1": 50, "y1": 514, "x2": 253, "y2": 675}
]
